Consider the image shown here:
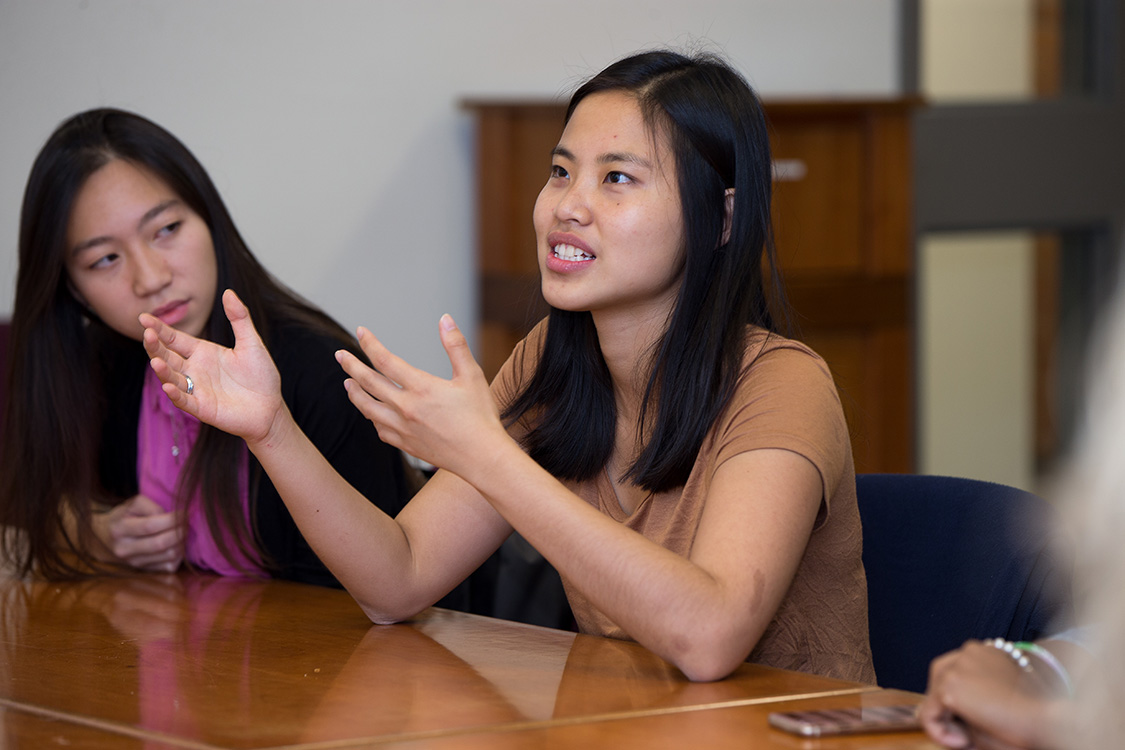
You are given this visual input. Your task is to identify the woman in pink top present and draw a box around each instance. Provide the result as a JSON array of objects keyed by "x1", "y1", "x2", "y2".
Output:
[
  {"x1": 144, "y1": 50, "x2": 874, "y2": 681},
  {"x1": 0, "y1": 109, "x2": 415, "y2": 584}
]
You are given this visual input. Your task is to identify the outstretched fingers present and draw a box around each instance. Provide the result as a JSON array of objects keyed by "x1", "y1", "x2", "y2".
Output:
[
  {"x1": 335, "y1": 343, "x2": 397, "y2": 411},
  {"x1": 438, "y1": 314, "x2": 482, "y2": 384},
  {"x1": 344, "y1": 316, "x2": 477, "y2": 398},
  {"x1": 138, "y1": 289, "x2": 287, "y2": 445},
  {"x1": 339, "y1": 327, "x2": 434, "y2": 448},
  {"x1": 335, "y1": 357, "x2": 403, "y2": 454},
  {"x1": 147, "y1": 355, "x2": 197, "y2": 412},
  {"x1": 353, "y1": 327, "x2": 416, "y2": 390},
  {"x1": 140, "y1": 316, "x2": 198, "y2": 410},
  {"x1": 221, "y1": 289, "x2": 267, "y2": 352},
  {"x1": 337, "y1": 316, "x2": 502, "y2": 474},
  {"x1": 140, "y1": 314, "x2": 192, "y2": 365}
]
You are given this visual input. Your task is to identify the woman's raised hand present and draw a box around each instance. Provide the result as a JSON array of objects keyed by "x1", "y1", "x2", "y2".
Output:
[
  {"x1": 140, "y1": 289, "x2": 286, "y2": 447},
  {"x1": 337, "y1": 314, "x2": 508, "y2": 481}
]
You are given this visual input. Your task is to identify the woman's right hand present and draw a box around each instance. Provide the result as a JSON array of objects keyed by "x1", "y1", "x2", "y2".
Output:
[
  {"x1": 919, "y1": 639, "x2": 1074, "y2": 750},
  {"x1": 93, "y1": 495, "x2": 184, "y2": 573},
  {"x1": 141, "y1": 289, "x2": 286, "y2": 447}
]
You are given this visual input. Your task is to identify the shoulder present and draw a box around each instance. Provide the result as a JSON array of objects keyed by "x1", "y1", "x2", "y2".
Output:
[
  {"x1": 739, "y1": 328, "x2": 833, "y2": 381},
  {"x1": 734, "y1": 325, "x2": 841, "y2": 404},
  {"x1": 490, "y1": 318, "x2": 549, "y2": 397},
  {"x1": 726, "y1": 328, "x2": 842, "y2": 418},
  {"x1": 712, "y1": 327, "x2": 851, "y2": 496},
  {"x1": 734, "y1": 328, "x2": 842, "y2": 407}
]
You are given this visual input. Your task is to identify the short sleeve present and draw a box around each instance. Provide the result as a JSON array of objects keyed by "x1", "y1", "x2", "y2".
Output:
[
  {"x1": 490, "y1": 320, "x2": 549, "y2": 442},
  {"x1": 712, "y1": 337, "x2": 850, "y2": 511}
]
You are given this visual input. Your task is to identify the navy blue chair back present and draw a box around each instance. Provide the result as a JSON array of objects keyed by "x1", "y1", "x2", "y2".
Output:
[{"x1": 856, "y1": 473, "x2": 1073, "y2": 693}]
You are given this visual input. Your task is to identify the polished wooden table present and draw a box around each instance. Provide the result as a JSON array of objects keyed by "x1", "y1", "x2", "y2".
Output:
[{"x1": 0, "y1": 572, "x2": 936, "y2": 748}]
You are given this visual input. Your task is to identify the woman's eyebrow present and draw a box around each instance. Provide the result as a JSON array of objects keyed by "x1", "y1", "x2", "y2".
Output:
[
  {"x1": 597, "y1": 151, "x2": 652, "y2": 169},
  {"x1": 550, "y1": 145, "x2": 652, "y2": 169},
  {"x1": 137, "y1": 199, "x2": 181, "y2": 228},
  {"x1": 71, "y1": 199, "x2": 182, "y2": 256}
]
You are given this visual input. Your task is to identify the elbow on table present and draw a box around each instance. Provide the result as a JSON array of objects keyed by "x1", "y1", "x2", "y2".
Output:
[
  {"x1": 674, "y1": 648, "x2": 746, "y2": 683},
  {"x1": 666, "y1": 625, "x2": 753, "y2": 682},
  {"x1": 355, "y1": 596, "x2": 427, "y2": 627},
  {"x1": 360, "y1": 608, "x2": 404, "y2": 627},
  {"x1": 343, "y1": 570, "x2": 438, "y2": 626}
]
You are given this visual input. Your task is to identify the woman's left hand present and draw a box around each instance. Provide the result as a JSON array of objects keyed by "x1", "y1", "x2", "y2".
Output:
[
  {"x1": 140, "y1": 290, "x2": 287, "y2": 447},
  {"x1": 336, "y1": 315, "x2": 508, "y2": 480}
]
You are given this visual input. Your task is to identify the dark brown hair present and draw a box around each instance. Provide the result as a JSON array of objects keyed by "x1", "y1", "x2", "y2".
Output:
[
  {"x1": 0, "y1": 108, "x2": 366, "y2": 578},
  {"x1": 502, "y1": 50, "x2": 789, "y2": 491}
]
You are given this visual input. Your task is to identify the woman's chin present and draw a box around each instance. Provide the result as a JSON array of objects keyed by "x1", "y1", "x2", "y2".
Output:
[{"x1": 540, "y1": 283, "x2": 589, "y2": 314}]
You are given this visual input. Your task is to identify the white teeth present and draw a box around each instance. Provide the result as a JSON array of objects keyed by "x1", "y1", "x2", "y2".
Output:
[{"x1": 553, "y1": 243, "x2": 594, "y2": 261}]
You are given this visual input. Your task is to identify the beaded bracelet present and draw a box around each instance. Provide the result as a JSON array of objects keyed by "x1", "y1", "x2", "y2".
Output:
[
  {"x1": 1014, "y1": 641, "x2": 1075, "y2": 697},
  {"x1": 984, "y1": 638, "x2": 1075, "y2": 697},
  {"x1": 984, "y1": 638, "x2": 1033, "y2": 672}
]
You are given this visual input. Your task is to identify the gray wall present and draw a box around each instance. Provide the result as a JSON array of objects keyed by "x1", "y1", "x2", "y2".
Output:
[{"x1": 0, "y1": 0, "x2": 900, "y2": 375}]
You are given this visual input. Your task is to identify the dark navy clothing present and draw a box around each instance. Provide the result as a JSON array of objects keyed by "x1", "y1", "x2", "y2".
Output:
[{"x1": 96, "y1": 322, "x2": 410, "y2": 588}]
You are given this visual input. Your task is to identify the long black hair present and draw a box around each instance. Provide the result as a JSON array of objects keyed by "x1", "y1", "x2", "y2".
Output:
[
  {"x1": 502, "y1": 50, "x2": 789, "y2": 492},
  {"x1": 0, "y1": 108, "x2": 369, "y2": 578}
]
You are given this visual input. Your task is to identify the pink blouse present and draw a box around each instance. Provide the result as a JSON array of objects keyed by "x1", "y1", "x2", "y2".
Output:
[{"x1": 136, "y1": 368, "x2": 264, "y2": 577}]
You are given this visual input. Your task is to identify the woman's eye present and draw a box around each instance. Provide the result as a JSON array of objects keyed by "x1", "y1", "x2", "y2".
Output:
[
  {"x1": 89, "y1": 252, "x2": 119, "y2": 270},
  {"x1": 605, "y1": 171, "x2": 632, "y2": 185},
  {"x1": 549, "y1": 164, "x2": 569, "y2": 180},
  {"x1": 156, "y1": 220, "x2": 182, "y2": 238}
]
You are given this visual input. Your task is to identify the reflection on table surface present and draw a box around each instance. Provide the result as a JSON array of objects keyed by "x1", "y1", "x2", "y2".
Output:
[
  {"x1": 376, "y1": 690, "x2": 937, "y2": 750},
  {"x1": 0, "y1": 572, "x2": 883, "y2": 749}
]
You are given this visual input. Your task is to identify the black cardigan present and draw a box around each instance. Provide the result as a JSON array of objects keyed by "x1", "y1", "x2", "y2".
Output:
[{"x1": 96, "y1": 323, "x2": 410, "y2": 587}]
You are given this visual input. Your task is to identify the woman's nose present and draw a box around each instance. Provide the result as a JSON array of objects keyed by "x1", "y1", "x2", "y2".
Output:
[
  {"x1": 131, "y1": 245, "x2": 173, "y2": 296},
  {"x1": 554, "y1": 180, "x2": 592, "y2": 224}
]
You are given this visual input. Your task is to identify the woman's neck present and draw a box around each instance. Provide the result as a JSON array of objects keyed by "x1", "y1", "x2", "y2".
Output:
[
  {"x1": 591, "y1": 307, "x2": 669, "y2": 456},
  {"x1": 584, "y1": 273, "x2": 681, "y2": 399}
]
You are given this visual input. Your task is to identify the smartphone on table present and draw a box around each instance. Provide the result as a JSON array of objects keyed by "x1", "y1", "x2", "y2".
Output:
[{"x1": 768, "y1": 703, "x2": 921, "y2": 736}]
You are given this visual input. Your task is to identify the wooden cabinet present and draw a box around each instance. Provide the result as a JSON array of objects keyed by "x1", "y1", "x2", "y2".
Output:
[{"x1": 464, "y1": 99, "x2": 916, "y2": 473}]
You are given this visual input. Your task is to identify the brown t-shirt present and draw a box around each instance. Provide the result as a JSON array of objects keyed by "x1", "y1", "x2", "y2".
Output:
[{"x1": 492, "y1": 322, "x2": 875, "y2": 683}]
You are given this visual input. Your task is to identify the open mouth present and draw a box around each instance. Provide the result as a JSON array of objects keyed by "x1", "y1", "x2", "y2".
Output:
[{"x1": 552, "y1": 243, "x2": 594, "y2": 261}]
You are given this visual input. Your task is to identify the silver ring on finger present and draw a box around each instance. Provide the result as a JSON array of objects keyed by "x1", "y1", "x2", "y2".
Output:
[{"x1": 184, "y1": 374, "x2": 195, "y2": 396}]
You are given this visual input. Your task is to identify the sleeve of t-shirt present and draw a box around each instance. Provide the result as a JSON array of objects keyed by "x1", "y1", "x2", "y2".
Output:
[
  {"x1": 712, "y1": 338, "x2": 850, "y2": 511},
  {"x1": 489, "y1": 320, "x2": 549, "y2": 443}
]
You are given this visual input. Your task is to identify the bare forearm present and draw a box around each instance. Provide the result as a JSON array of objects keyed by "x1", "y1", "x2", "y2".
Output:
[
  {"x1": 463, "y1": 439, "x2": 766, "y2": 681},
  {"x1": 337, "y1": 318, "x2": 817, "y2": 678},
  {"x1": 244, "y1": 408, "x2": 423, "y2": 620}
]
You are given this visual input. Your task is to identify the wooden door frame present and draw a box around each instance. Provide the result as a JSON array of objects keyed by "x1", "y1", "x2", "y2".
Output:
[{"x1": 904, "y1": 0, "x2": 1125, "y2": 466}]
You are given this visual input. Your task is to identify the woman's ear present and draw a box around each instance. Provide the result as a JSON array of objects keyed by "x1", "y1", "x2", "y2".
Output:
[{"x1": 721, "y1": 188, "x2": 735, "y2": 246}]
